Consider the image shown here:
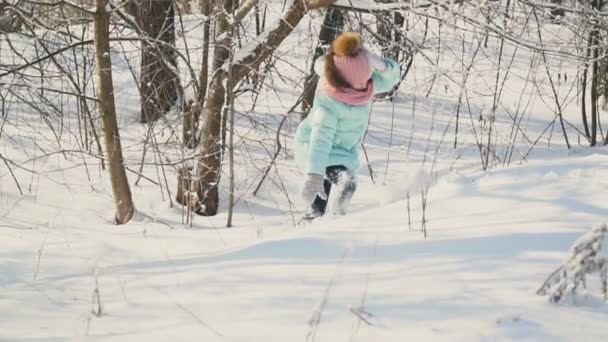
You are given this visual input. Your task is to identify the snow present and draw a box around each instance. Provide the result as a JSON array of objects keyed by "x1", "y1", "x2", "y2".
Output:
[
  {"x1": 2, "y1": 4, "x2": 608, "y2": 342},
  {"x1": 4, "y1": 161, "x2": 608, "y2": 341},
  {"x1": 232, "y1": 31, "x2": 270, "y2": 67},
  {"x1": 536, "y1": 223, "x2": 608, "y2": 304},
  {"x1": 332, "y1": 0, "x2": 428, "y2": 11}
]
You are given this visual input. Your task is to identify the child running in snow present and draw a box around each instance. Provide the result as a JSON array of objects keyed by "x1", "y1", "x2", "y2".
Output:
[{"x1": 294, "y1": 32, "x2": 401, "y2": 221}]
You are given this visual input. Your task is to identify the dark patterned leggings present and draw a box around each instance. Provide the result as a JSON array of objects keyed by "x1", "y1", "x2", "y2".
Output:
[{"x1": 310, "y1": 165, "x2": 357, "y2": 215}]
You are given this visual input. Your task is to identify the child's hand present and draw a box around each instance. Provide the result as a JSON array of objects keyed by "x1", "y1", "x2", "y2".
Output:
[
  {"x1": 364, "y1": 49, "x2": 388, "y2": 71},
  {"x1": 301, "y1": 174, "x2": 327, "y2": 203}
]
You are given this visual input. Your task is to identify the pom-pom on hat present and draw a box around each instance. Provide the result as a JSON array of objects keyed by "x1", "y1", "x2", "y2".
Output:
[
  {"x1": 329, "y1": 32, "x2": 373, "y2": 90},
  {"x1": 333, "y1": 32, "x2": 363, "y2": 57}
]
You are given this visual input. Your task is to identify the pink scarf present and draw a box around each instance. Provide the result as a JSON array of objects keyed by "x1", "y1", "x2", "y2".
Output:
[{"x1": 323, "y1": 79, "x2": 374, "y2": 106}]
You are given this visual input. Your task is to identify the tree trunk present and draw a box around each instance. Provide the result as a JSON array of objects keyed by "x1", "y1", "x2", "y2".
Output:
[
  {"x1": 591, "y1": 38, "x2": 598, "y2": 146},
  {"x1": 591, "y1": 1, "x2": 600, "y2": 146},
  {"x1": 192, "y1": 0, "x2": 337, "y2": 216},
  {"x1": 391, "y1": 12, "x2": 405, "y2": 60},
  {"x1": 193, "y1": 0, "x2": 236, "y2": 216},
  {"x1": 301, "y1": 8, "x2": 344, "y2": 116},
  {"x1": 138, "y1": 0, "x2": 179, "y2": 123},
  {"x1": 376, "y1": 11, "x2": 392, "y2": 56},
  {"x1": 176, "y1": 0, "x2": 191, "y2": 14},
  {"x1": 94, "y1": 0, "x2": 134, "y2": 224},
  {"x1": 581, "y1": 29, "x2": 593, "y2": 140},
  {"x1": 382, "y1": 9, "x2": 406, "y2": 99},
  {"x1": 183, "y1": 0, "x2": 211, "y2": 148},
  {"x1": 549, "y1": 0, "x2": 565, "y2": 20}
]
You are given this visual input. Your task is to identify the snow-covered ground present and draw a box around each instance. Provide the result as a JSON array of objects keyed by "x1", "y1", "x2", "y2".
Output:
[
  {"x1": 2, "y1": 4, "x2": 608, "y2": 342},
  {"x1": 4, "y1": 150, "x2": 608, "y2": 341}
]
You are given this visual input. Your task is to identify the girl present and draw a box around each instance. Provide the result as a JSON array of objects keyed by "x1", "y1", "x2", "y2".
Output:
[{"x1": 294, "y1": 32, "x2": 401, "y2": 221}]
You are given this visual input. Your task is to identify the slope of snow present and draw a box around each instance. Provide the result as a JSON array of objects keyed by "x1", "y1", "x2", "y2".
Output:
[{"x1": 3, "y1": 152, "x2": 608, "y2": 341}]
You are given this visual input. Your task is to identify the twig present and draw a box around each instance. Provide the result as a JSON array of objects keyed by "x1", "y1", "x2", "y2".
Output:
[
  {"x1": 91, "y1": 269, "x2": 102, "y2": 317},
  {"x1": 126, "y1": 166, "x2": 159, "y2": 186},
  {"x1": 253, "y1": 95, "x2": 304, "y2": 196},
  {"x1": 532, "y1": 8, "x2": 570, "y2": 149},
  {"x1": 0, "y1": 153, "x2": 23, "y2": 195},
  {"x1": 361, "y1": 143, "x2": 375, "y2": 184},
  {"x1": 33, "y1": 239, "x2": 45, "y2": 280}
]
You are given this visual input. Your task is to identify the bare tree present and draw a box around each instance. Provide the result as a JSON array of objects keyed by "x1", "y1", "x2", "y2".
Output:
[
  {"x1": 6, "y1": 0, "x2": 606, "y2": 228},
  {"x1": 190, "y1": 0, "x2": 338, "y2": 216},
  {"x1": 94, "y1": 0, "x2": 135, "y2": 224}
]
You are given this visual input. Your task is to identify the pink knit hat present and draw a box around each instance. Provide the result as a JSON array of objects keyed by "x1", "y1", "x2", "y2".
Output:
[{"x1": 333, "y1": 51, "x2": 373, "y2": 90}]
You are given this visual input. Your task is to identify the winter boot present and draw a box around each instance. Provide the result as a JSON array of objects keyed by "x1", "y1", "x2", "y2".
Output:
[
  {"x1": 298, "y1": 205, "x2": 324, "y2": 225},
  {"x1": 325, "y1": 168, "x2": 357, "y2": 216}
]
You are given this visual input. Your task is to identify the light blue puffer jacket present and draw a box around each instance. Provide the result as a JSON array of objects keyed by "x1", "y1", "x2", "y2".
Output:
[{"x1": 294, "y1": 57, "x2": 401, "y2": 175}]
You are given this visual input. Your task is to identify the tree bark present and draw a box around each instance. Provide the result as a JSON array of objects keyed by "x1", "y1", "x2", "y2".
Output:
[
  {"x1": 94, "y1": 0, "x2": 135, "y2": 224},
  {"x1": 376, "y1": 10, "x2": 392, "y2": 56},
  {"x1": 301, "y1": 8, "x2": 344, "y2": 116},
  {"x1": 176, "y1": 0, "x2": 191, "y2": 14},
  {"x1": 391, "y1": 11, "x2": 405, "y2": 60},
  {"x1": 183, "y1": 0, "x2": 211, "y2": 148},
  {"x1": 138, "y1": 0, "x2": 179, "y2": 123},
  {"x1": 549, "y1": 0, "x2": 565, "y2": 20},
  {"x1": 192, "y1": 0, "x2": 235, "y2": 216},
  {"x1": 581, "y1": 29, "x2": 593, "y2": 140},
  {"x1": 590, "y1": 1, "x2": 600, "y2": 146}
]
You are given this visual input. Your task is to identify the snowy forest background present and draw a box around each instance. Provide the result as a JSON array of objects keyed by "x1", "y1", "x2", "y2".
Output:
[{"x1": 2, "y1": 0, "x2": 608, "y2": 341}]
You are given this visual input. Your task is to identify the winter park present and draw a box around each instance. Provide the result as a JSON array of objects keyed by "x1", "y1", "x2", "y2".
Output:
[{"x1": 2, "y1": 0, "x2": 608, "y2": 340}]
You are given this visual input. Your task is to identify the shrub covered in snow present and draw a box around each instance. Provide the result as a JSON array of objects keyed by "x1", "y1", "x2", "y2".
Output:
[{"x1": 537, "y1": 224, "x2": 608, "y2": 303}]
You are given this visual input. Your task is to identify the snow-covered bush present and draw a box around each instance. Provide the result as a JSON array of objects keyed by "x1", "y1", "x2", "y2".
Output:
[{"x1": 537, "y1": 224, "x2": 608, "y2": 303}]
